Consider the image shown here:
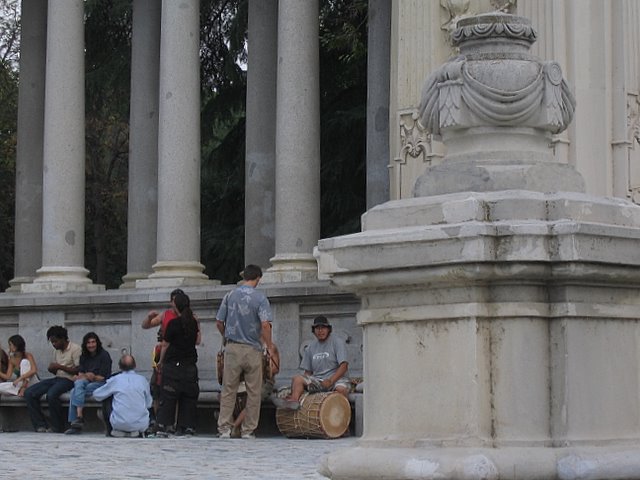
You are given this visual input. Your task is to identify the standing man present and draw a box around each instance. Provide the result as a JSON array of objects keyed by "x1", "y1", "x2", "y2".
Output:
[
  {"x1": 275, "y1": 315, "x2": 350, "y2": 410},
  {"x1": 216, "y1": 264, "x2": 273, "y2": 439},
  {"x1": 92, "y1": 354, "x2": 153, "y2": 437},
  {"x1": 24, "y1": 325, "x2": 82, "y2": 433}
]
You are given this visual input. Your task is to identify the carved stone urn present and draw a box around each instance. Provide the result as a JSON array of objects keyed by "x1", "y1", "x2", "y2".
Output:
[{"x1": 414, "y1": 13, "x2": 584, "y2": 196}]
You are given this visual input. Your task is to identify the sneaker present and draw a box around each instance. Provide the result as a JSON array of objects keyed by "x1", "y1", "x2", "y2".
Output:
[
  {"x1": 154, "y1": 430, "x2": 169, "y2": 438},
  {"x1": 70, "y1": 417, "x2": 84, "y2": 428},
  {"x1": 218, "y1": 430, "x2": 231, "y2": 439},
  {"x1": 272, "y1": 397, "x2": 301, "y2": 410},
  {"x1": 36, "y1": 427, "x2": 53, "y2": 433},
  {"x1": 110, "y1": 429, "x2": 133, "y2": 438},
  {"x1": 241, "y1": 432, "x2": 255, "y2": 439},
  {"x1": 64, "y1": 427, "x2": 82, "y2": 435}
]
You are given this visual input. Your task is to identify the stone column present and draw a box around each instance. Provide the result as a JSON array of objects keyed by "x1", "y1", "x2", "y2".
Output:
[
  {"x1": 120, "y1": 0, "x2": 161, "y2": 288},
  {"x1": 317, "y1": 14, "x2": 640, "y2": 480},
  {"x1": 138, "y1": 0, "x2": 209, "y2": 287},
  {"x1": 7, "y1": 0, "x2": 47, "y2": 292},
  {"x1": 263, "y1": 0, "x2": 320, "y2": 283},
  {"x1": 244, "y1": 0, "x2": 277, "y2": 269},
  {"x1": 366, "y1": 0, "x2": 391, "y2": 209},
  {"x1": 24, "y1": 0, "x2": 103, "y2": 293},
  {"x1": 388, "y1": 0, "x2": 447, "y2": 201}
]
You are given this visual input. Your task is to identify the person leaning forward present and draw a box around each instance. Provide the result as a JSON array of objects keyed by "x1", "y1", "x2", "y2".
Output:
[
  {"x1": 92, "y1": 354, "x2": 152, "y2": 438},
  {"x1": 216, "y1": 264, "x2": 273, "y2": 439},
  {"x1": 24, "y1": 325, "x2": 81, "y2": 433}
]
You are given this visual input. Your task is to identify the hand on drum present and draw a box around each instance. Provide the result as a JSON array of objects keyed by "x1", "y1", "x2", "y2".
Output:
[{"x1": 320, "y1": 378, "x2": 333, "y2": 389}]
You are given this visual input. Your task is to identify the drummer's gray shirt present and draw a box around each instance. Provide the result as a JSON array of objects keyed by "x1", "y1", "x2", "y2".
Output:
[{"x1": 301, "y1": 334, "x2": 349, "y2": 381}]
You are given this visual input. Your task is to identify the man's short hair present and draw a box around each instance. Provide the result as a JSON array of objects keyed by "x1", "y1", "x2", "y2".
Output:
[
  {"x1": 47, "y1": 325, "x2": 68, "y2": 341},
  {"x1": 242, "y1": 264, "x2": 263, "y2": 281}
]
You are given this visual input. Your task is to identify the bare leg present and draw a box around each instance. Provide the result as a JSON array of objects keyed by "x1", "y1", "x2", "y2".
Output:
[
  {"x1": 288, "y1": 375, "x2": 306, "y2": 402},
  {"x1": 234, "y1": 409, "x2": 246, "y2": 429}
]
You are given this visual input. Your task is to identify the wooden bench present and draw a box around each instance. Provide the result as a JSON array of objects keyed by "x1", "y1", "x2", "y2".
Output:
[{"x1": 0, "y1": 378, "x2": 363, "y2": 436}]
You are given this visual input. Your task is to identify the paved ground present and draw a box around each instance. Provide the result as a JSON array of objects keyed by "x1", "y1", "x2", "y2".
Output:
[{"x1": 2, "y1": 431, "x2": 355, "y2": 479}]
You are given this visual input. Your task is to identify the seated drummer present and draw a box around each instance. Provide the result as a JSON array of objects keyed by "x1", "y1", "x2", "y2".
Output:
[{"x1": 275, "y1": 316, "x2": 349, "y2": 410}]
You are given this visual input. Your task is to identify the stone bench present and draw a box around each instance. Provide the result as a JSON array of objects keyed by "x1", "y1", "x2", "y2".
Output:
[{"x1": 0, "y1": 378, "x2": 363, "y2": 436}]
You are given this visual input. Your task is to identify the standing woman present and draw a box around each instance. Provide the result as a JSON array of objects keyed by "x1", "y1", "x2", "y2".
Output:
[
  {"x1": 0, "y1": 335, "x2": 38, "y2": 396},
  {"x1": 156, "y1": 291, "x2": 200, "y2": 437}
]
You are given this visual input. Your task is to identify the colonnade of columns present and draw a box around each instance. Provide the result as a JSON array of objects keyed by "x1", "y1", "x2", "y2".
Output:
[{"x1": 8, "y1": 0, "x2": 390, "y2": 292}]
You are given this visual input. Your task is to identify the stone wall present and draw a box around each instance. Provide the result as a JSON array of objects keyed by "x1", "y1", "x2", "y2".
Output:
[{"x1": 0, "y1": 283, "x2": 362, "y2": 383}]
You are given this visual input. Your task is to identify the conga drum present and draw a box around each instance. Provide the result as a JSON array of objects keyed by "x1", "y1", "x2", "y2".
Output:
[{"x1": 276, "y1": 392, "x2": 351, "y2": 439}]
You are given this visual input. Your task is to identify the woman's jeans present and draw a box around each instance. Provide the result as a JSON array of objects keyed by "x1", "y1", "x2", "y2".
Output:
[{"x1": 68, "y1": 378, "x2": 106, "y2": 422}]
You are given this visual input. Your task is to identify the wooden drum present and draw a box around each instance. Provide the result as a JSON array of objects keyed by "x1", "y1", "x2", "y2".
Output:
[{"x1": 276, "y1": 392, "x2": 351, "y2": 439}]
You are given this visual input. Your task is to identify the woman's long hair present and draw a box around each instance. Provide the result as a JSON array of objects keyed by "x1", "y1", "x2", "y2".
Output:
[
  {"x1": 173, "y1": 292, "x2": 198, "y2": 340},
  {"x1": 8, "y1": 334, "x2": 26, "y2": 354},
  {"x1": 81, "y1": 332, "x2": 104, "y2": 357}
]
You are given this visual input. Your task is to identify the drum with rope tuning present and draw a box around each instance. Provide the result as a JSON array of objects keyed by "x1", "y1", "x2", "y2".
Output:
[{"x1": 276, "y1": 392, "x2": 351, "y2": 439}]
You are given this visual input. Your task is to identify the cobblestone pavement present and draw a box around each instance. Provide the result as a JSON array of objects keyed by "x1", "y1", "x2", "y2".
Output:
[{"x1": 3, "y1": 432, "x2": 355, "y2": 479}]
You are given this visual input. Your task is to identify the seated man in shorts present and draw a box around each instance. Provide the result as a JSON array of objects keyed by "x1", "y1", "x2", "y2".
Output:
[{"x1": 274, "y1": 316, "x2": 349, "y2": 410}]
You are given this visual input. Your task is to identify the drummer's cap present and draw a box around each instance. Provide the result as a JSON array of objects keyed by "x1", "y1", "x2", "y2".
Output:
[{"x1": 312, "y1": 315, "x2": 332, "y2": 332}]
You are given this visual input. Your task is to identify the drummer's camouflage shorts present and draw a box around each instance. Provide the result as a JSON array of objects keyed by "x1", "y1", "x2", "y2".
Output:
[{"x1": 303, "y1": 375, "x2": 351, "y2": 393}]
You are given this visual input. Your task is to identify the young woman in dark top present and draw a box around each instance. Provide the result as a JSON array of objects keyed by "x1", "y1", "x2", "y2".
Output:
[
  {"x1": 156, "y1": 291, "x2": 200, "y2": 437},
  {"x1": 65, "y1": 332, "x2": 112, "y2": 433}
]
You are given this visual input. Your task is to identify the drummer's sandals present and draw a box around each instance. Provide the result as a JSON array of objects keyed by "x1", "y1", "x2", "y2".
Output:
[{"x1": 272, "y1": 397, "x2": 300, "y2": 410}]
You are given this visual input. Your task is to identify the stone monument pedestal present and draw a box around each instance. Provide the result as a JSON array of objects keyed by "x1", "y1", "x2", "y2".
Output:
[
  {"x1": 316, "y1": 191, "x2": 640, "y2": 479},
  {"x1": 316, "y1": 14, "x2": 640, "y2": 478}
]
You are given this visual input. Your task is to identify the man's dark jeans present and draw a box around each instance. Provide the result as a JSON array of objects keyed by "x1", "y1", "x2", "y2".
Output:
[
  {"x1": 101, "y1": 396, "x2": 113, "y2": 435},
  {"x1": 24, "y1": 377, "x2": 74, "y2": 433}
]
